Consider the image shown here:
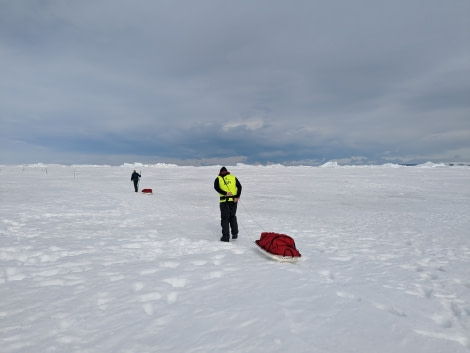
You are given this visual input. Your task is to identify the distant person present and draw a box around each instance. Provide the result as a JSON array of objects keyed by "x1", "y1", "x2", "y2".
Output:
[
  {"x1": 131, "y1": 170, "x2": 141, "y2": 192},
  {"x1": 214, "y1": 167, "x2": 242, "y2": 242}
]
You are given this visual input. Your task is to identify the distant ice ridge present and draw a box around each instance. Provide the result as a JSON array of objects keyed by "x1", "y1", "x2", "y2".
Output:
[
  {"x1": 121, "y1": 162, "x2": 178, "y2": 168},
  {"x1": 319, "y1": 161, "x2": 403, "y2": 168},
  {"x1": 319, "y1": 161, "x2": 450, "y2": 168},
  {"x1": 1, "y1": 161, "x2": 461, "y2": 169},
  {"x1": 320, "y1": 161, "x2": 341, "y2": 168},
  {"x1": 417, "y1": 162, "x2": 447, "y2": 168}
]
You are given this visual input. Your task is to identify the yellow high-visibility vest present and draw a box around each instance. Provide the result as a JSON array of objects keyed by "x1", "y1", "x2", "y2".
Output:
[{"x1": 218, "y1": 174, "x2": 237, "y2": 202}]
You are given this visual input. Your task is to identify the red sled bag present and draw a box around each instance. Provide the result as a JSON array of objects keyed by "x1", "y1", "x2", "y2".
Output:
[
  {"x1": 256, "y1": 232, "x2": 301, "y2": 258},
  {"x1": 141, "y1": 188, "x2": 153, "y2": 194}
]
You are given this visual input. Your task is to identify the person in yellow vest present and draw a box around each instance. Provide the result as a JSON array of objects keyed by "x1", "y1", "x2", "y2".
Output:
[{"x1": 214, "y1": 167, "x2": 242, "y2": 242}]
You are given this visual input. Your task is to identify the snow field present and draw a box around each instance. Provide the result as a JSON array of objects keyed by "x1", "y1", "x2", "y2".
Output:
[{"x1": 1, "y1": 164, "x2": 469, "y2": 352}]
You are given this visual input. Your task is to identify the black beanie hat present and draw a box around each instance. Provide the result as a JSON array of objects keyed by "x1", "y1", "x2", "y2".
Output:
[{"x1": 219, "y1": 167, "x2": 228, "y2": 175}]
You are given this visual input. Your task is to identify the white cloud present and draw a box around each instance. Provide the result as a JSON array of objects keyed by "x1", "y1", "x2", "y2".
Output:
[{"x1": 222, "y1": 119, "x2": 264, "y2": 132}]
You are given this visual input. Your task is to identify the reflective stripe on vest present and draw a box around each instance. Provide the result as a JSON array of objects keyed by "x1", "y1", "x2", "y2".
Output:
[{"x1": 218, "y1": 174, "x2": 237, "y2": 202}]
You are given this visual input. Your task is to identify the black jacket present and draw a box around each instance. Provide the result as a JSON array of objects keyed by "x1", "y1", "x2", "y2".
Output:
[
  {"x1": 131, "y1": 172, "x2": 141, "y2": 181},
  {"x1": 214, "y1": 172, "x2": 242, "y2": 199}
]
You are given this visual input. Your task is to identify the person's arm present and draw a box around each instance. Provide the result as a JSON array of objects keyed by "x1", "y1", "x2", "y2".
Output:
[
  {"x1": 214, "y1": 177, "x2": 226, "y2": 195},
  {"x1": 235, "y1": 178, "x2": 242, "y2": 198}
]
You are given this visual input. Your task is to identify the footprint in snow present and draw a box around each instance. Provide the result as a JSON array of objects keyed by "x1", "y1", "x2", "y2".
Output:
[
  {"x1": 132, "y1": 282, "x2": 145, "y2": 292},
  {"x1": 432, "y1": 314, "x2": 453, "y2": 328},
  {"x1": 140, "y1": 292, "x2": 164, "y2": 314},
  {"x1": 318, "y1": 270, "x2": 335, "y2": 282},
  {"x1": 203, "y1": 271, "x2": 224, "y2": 279},
  {"x1": 160, "y1": 261, "x2": 180, "y2": 269},
  {"x1": 336, "y1": 291, "x2": 362, "y2": 302},
  {"x1": 163, "y1": 277, "x2": 187, "y2": 288},
  {"x1": 192, "y1": 260, "x2": 207, "y2": 266},
  {"x1": 231, "y1": 247, "x2": 246, "y2": 255},
  {"x1": 143, "y1": 303, "x2": 156, "y2": 315},
  {"x1": 373, "y1": 302, "x2": 407, "y2": 317},
  {"x1": 95, "y1": 291, "x2": 112, "y2": 311},
  {"x1": 166, "y1": 292, "x2": 178, "y2": 304},
  {"x1": 212, "y1": 253, "x2": 225, "y2": 265}
]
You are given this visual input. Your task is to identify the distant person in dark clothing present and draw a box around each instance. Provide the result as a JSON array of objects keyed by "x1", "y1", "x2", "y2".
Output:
[
  {"x1": 214, "y1": 167, "x2": 242, "y2": 242},
  {"x1": 131, "y1": 170, "x2": 141, "y2": 192}
]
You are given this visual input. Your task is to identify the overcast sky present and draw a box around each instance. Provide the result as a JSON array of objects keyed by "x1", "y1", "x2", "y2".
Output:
[{"x1": 1, "y1": 0, "x2": 469, "y2": 165}]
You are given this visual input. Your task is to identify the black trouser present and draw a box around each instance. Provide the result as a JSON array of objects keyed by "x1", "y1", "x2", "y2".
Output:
[
  {"x1": 133, "y1": 180, "x2": 139, "y2": 192},
  {"x1": 220, "y1": 201, "x2": 238, "y2": 240}
]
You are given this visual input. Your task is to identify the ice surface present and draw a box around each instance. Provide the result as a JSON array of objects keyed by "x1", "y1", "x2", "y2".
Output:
[{"x1": 1, "y1": 164, "x2": 469, "y2": 352}]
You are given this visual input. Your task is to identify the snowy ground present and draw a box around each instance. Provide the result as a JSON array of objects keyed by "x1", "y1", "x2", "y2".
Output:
[{"x1": 1, "y1": 163, "x2": 469, "y2": 353}]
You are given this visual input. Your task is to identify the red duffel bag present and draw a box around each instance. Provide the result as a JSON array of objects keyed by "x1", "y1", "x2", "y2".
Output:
[{"x1": 256, "y1": 232, "x2": 301, "y2": 257}]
